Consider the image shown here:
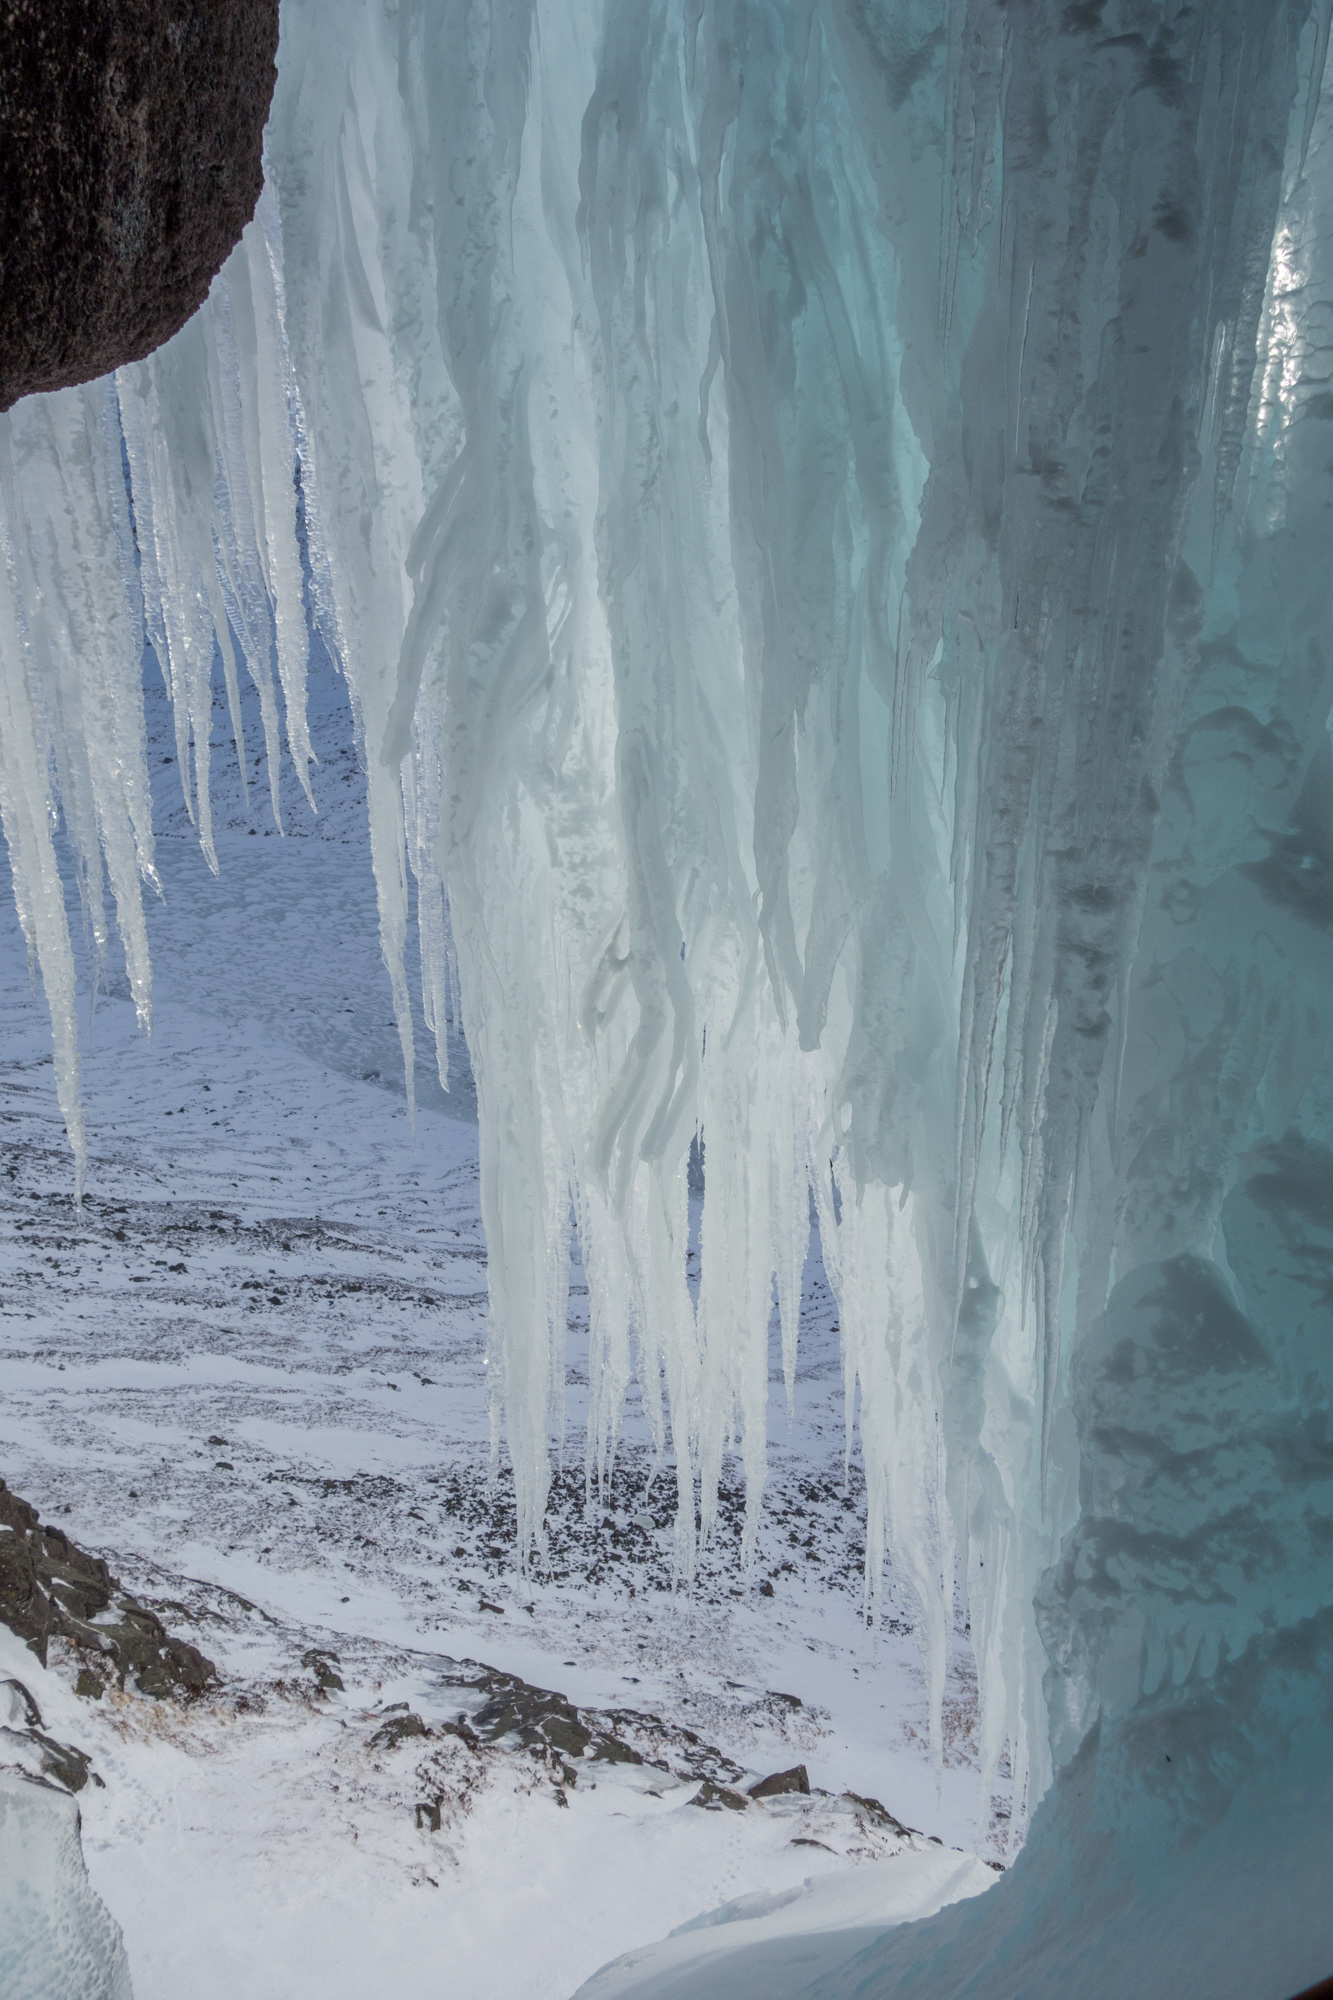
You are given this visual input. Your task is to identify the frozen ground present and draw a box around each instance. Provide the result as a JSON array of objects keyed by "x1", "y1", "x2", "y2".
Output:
[{"x1": 0, "y1": 656, "x2": 1002, "y2": 1998}]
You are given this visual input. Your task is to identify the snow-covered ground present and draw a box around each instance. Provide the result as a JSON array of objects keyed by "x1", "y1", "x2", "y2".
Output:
[{"x1": 0, "y1": 655, "x2": 1002, "y2": 1998}]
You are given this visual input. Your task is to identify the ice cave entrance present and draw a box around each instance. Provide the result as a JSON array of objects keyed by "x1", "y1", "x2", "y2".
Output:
[{"x1": 0, "y1": 1, "x2": 1331, "y2": 1996}]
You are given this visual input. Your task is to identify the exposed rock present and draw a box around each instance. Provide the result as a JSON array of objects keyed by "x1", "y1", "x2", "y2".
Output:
[
  {"x1": 0, "y1": 1678, "x2": 96, "y2": 1794},
  {"x1": 0, "y1": 1, "x2": 279, "y2": 410},
  {"x1": 0, "y1": 1722, "x2": 96, "y2": 1795},
  {"x1": 0, "y1": 1476, "x2": 216, "y2": 1698},
  {"x1": 0, "y1": 1678, "x2": 41, "y2": 1729},
  {"x1": 431, "y1": 1658, "x2": 758, "y2": 1800},
  {"x1": 301, "y1": 1647, "x2": 345, "y2": 1694},
  {"x1": 748, "y1": 1764, "x2": 811, "y2": 1799},
  {"x1": 370, "y1": 1708, "x2": 430, "y2": 1752},
  {"x1": 468, "y1": 1667, "x2": 631, "y2": 1764},
  {"x1": 842, "y1": 1789, "x2": 912, "y2": 1838},
  {"x1": 690, "y1": 1778, "x2": 751, "y2": 1812}
]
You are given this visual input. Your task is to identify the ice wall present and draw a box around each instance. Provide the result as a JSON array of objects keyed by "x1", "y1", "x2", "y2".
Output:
[
  {"x1": 0, "y1": 1772, "x2": 134, "y2": 2000},
  {"x1": 1, "y1": 0, "x2": 1332, "y2": 1938}
]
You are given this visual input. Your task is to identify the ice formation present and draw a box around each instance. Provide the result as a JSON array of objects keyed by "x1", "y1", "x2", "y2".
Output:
[
  {"x1": 1, "y1": 0, "x2": 1332, "y2": 1984},
  {"x1": 0, "y1": 1771, "x2": 133, "y2": 2000}
]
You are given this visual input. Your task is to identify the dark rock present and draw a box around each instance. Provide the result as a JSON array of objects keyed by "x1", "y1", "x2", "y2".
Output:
[
  {"x1": 301, "y1": 1648, "x2": 345, "y2": 1693},
  {"x1": 74, "y1": 1669, "x2": 104, "y2": 1701},
  {"x1": 842, "y1": 1790, "x2": 911, "y2": 1837},
  {"x1": 748, "y1": 1764, "x2": 811, "y2": 1799},
  {"x1": 415, "y1": 1799, "x2": 442, "y2": 1832},
  {"x1": 471, "y1": 1675, "x2": 596, "y2": 1760},
  {"x1": 0, "y1": 1475, "x2": 216, "y2": 1698},
  {"x1": 370, "y1": 1710, "x2": 430, "y2": 1751},
  {"x1": 0, "y1": 1509, "x2": 51, "y2": 1659},
  {"x1": 588, "y1": 1732, "x2": 645, "y2": 1766},
  {"x1": 1, "y1": 1677, "x2": 96, "y2": 1793},
  {"x1": 1, "y1": 1677, "x2": 43, "y2": 1728},
  {"x1": 436, "y1": 1659, "x2": 752, "y2": 1796},
  {"x1": 690, "y1": 1778, "x2": 750, "y2": 1811},
  {"x1": 25, "y1": 1729, "x2": 95, "y2": 1794},
  {"x1": 0, "y1": 0, "x2": 279, "y2": 410}
]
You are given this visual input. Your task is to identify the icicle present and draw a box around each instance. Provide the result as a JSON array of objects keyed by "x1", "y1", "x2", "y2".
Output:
[
  {"x1": 0, "y1": 194, "x2": 318, "y2": 1180},
  {"x1": 0, "y1": 468, "x2": 88, "y2": 1196}
]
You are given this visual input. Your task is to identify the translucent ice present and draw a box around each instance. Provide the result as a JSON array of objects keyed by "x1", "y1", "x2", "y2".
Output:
[
  {"x1": 2, "y1": 9, "x2": 1333, "y2": 1977},
  {"x1": 0, "y1": 1772, "x2": 134, "y2": 2000}
]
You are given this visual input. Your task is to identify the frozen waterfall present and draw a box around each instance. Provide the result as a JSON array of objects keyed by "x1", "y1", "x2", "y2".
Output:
[{"x1": 1, "y1": 0, "x2": 1332, "y2": 1988}]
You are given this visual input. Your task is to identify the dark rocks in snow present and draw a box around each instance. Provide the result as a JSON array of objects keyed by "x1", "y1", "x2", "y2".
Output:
[
  {"x1": 1, "y1": 1677, "x2": 42, "y2": 1729},
  {"x1": 426, "y1": 1657, "x2": 772, "y2": 1809},
  {"x1": 469, "y1": 1666, "x2": 624, "y2": 1764},
  {"x1": 842, "y1": 1790, "x2": 912, "y2": 1838},
  {"x1": 370, "y1": 1708, "x2": 431, "y2": 1752},
  {"x1": 748, "y1": 1764, "x2": 811, "y2": 1799},
  {"x1": 301, "y1": 1648, "x2": 345, "y2": 1694},
  {"x1": 1, "y1": 1675, "x2": 96, "y2": 1793},
  {"x1": 14, "y1": 1723, "x2": 96, "y2": 1794},
  {"x1": 0, "y1": 1475, "x2": 216, "y2": 1698},
  {"x1": 690, "y1": 1778, "x2": 751, "y2": 1812},
  {"x1": 0, "y1": 0, "x2": 278, "y2": 410}
]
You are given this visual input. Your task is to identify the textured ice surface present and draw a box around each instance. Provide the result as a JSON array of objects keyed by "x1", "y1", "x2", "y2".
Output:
[
  {"x1": 0, "y1": 1772, "x2": 133, "y2": 2000},
  {"x1": 1, "y1": 0, "x2": 1333, "y2": 1988}
]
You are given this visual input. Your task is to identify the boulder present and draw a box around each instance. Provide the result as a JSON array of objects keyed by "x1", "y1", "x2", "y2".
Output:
[
  {"x1": 748, "y1": 1765, "x2": 810, "y2": 1799},
  {"x1": 0, "y1": 0, "x2": 278, "y2": 410}
]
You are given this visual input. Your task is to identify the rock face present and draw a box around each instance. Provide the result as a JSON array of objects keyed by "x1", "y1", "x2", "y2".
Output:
[
  {"x1": 0, "y1": 0, "x2": 279, "y2": 411},
  {"x1": 0, "y1": 1477, "x2": 215, "y2": 1697},
  {"x1": 747, "y1": 1764, "x2": 811, "y2": 1800}
]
